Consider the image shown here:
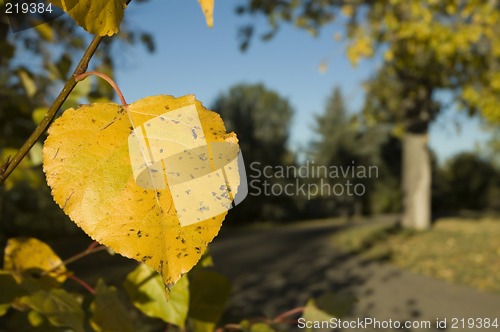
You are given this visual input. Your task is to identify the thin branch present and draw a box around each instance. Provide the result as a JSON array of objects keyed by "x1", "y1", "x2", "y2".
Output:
[
  {"x1": 41, "y1": 242, "x2": 108, "y2": 277},
  {"x1": 0, "y1": 35, "x2": 104, "y2": 186},
  {"x1": 272, "y1": 306, "x2": 305, "y2": 323},
  {"x1": 74, "y1": 71, "x2": 128, "y2": 105},
  {"x1": 68, "y1": 274, "x2": 96, "y2": 295},
  {"x1": 62, "y1": 243, "x2": 108, "y2": 267}
]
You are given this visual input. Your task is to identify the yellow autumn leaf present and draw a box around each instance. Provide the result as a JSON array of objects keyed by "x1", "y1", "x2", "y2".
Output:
[
  {"x1": 43, "y1": 95, "x2": 240, "y2": 287},
  {"x1": 198, "y1": 0, "x2": 214, "y2": 27},
  {"x1": 4, "y1": 238, "x2": 67, "y2": 283},
  {"x1": 48, "y1": 0, "x2": 125, "y2": 36}
]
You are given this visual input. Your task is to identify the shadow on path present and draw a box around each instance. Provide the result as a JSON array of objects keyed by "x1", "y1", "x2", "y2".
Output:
[{"x1": 211, "y1": 217, "x2": 500, "y2": 331}]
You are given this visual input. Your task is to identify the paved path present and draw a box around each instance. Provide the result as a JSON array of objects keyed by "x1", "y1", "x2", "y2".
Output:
[{"x1": 210, "y1": 217, "x2": 500, "y2": 331}]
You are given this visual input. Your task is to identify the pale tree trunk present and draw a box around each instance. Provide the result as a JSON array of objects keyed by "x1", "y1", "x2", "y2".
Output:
[{"x1": 401, "y1": 133, "x2": 431, "y2": 230}]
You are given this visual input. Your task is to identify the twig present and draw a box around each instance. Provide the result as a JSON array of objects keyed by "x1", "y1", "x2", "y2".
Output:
[
  {"x1": 68, "y1": 274, "x2": 96, "y2": 295},
  {"x1": 272, "y1": 306, "x2": 305, "y2": 323},
  {"x1": 0, "y1": 156, "x2": 11, "y2": 175},
  {"x1": 41, "y1": 242, "x2": 108, "y2": 277},
  {"x1": 74, "y1": 71, "x2": 128, "y2": 105},
  {"x1": 61, "y1": 242, "x2": 108, "y2": 267},
  {"x1": 0, "y1": 35, "x2": 104, "y2": 186}
]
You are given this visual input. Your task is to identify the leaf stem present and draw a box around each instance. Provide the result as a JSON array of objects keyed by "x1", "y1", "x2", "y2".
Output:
[
  {"x1": 74, "y1": 71, "x2": 128, "y2": 106},
  {"x1": 272, "y1": 306, "x2": 305, "y2": 323},
  {"x1": 42, "y1": 242, "x2": 108, "y2": 277},
  {"x1": 61, "y1": 242, "x2": 108, "y2": 267},
  {"x1": 68, "y1": 274, "x2": 96, "y2": 295}
]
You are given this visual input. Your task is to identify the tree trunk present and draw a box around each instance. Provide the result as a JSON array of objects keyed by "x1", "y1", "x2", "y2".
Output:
[{"x1": 401, "y1": 133, "x2": 431, "y2": 230}]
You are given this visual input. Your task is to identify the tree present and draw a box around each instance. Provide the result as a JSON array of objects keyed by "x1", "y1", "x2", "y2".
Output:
[
  {"x1": 442, "y1": 153, "x2": 499, "y2": 211},
  {"x1": 310, "y1": 87, "x2": 351, "y2": 164},
  {"x1": 237, "y1": 0, "x2": 500, "y2": 229},
  {"x1": 212, "y1": 83, "x2": 297, "y2": 221},
  {"x1": 309, "y1": 86, "x2": 402, "y2": 216}
]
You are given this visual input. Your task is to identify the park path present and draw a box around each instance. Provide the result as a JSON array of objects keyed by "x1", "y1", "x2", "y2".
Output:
[{"x1": 210, "y1": 217, "x2": 500, "y2": 331}]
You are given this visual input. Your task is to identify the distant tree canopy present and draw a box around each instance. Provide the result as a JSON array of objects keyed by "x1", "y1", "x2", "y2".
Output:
[
  {"x1": 212, "y1": 83, "x2": 294, "y2": 167},
  {"x1": 439, "y1": 153, "x2": 500, "y2": 212},
  {"x1": 307, "y1": 86, "x2": 402, "y2": 217},
  {"x1": 212, "y1": 83, "x2": 297, "y2": 222}
]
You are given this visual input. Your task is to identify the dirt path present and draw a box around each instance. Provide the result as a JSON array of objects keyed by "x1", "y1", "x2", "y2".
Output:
[{"x1": 210, "y1": 217, "x2": 500, "y2": 331}]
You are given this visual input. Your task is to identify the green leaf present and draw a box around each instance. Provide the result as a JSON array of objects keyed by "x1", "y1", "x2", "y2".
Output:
[
  {"x1": 27, "y1": 310, "x2": 45, "y2": 327},
  {"x1": 0, "y1": 270, "x2": 27, "y2": 316},
  {"x1": 20, "y1": 289, "x2": 85, "y2": 332},
  {"x1": 124, "y1": 264, "x2": 189, "y2": 328},
  {"x1": 188, "y1": 268, "x2": 231, "y2": 323},
  {"x1": 239, "y1": 321, "x2": 276, "y2": 332},
  {"x1": 34, "y1": 23, "x2": 54, "y2": 41},
  {"x1": 250, "y1": 323, "x2": 275, "y2": 332},
  {"x1": 90, "y1": 279, "x2": 134, "y2": 332},
  {"x1": 187, "y1": 318, "x2": 216, "y2": 332},
  {"x1": 56, "y1": 53, "x2": 72, "y2": 79},
  {"x1": 48, "y1": 0, "x2": 125, "y2": 36},
  {"x1": 302, "y1": 293, "x2": 348, "y2": 331},
  {"x1": 32, "y1": 107, "x2": 48, "y2": 125},
  {"x1": 17, "y1": 69, "x2": 37, "y2": 98},
  {"x1": 314, "y1": 292, "x2": 356, "y2": 318}
]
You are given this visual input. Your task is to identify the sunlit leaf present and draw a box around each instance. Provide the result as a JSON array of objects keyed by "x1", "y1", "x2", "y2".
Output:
[
  {"x1": 43, "y1": 95, "x2": 240, "y2": 286},
  {"x1": 90, "y1": 279, "x2": 134, "y2": 332},
  {"x1": 4, "y1": 238, "x2": 67, "y2": 283},
  {"x1": 197, "y1": 0, "x2": 214, "y2": 27},
  {"x1": 124, "y1": 264, "x2": 189, "y2": 327},
  {"x1": 48, "y1": 0, "x2": 125, "y2": 36},
  {"x1": 20, "y1": 289, "x2": 84, "y2": 332},
  {"x1": 34, "y1": 23, "x2": 54, "y2": 41}
]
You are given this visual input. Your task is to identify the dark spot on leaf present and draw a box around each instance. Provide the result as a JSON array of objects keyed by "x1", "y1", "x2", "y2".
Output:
[{"x1": 137, "y1": 230, "x2": 142, "y2": 238}]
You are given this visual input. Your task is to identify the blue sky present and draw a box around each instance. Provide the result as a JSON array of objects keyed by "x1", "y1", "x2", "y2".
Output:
[{"x1": 114, "y1": 0, "x2": 489, "y2": 163}]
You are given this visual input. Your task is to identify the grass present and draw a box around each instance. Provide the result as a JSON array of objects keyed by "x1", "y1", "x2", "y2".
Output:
[{"x1": 330, "y1": 217, "x2": 500, "y2": 293}]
